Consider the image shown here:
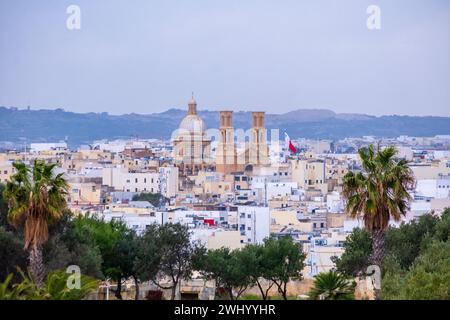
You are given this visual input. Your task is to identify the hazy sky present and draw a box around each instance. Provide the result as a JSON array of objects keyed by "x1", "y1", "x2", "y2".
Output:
[{"x1": 0, "y1": 0, "x2": 449, "y2": 116}]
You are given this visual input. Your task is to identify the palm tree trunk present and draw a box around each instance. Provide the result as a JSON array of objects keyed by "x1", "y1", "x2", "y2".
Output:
[
  {"x1": 370, "y1": 229, "x2": 385, "y2": 267},
  {"x1": 370, "y1": 229, "x2": 385, "y2": 300},
  {"x1": 29, "y1": 246, "x2": 45, "y2": 287}
]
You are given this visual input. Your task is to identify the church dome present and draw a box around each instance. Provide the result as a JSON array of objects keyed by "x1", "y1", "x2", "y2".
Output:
[
  {"x1": 177, "y1": 95, "x2": 207, "y2": 135},
  {"x1": 179, "y1": 114, "x2": 207, "y2": 133}
]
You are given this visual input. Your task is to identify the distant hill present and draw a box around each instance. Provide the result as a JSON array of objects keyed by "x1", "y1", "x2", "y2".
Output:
[{"x1": 1, "y1": 106, "x2": 450, "y2": 147}]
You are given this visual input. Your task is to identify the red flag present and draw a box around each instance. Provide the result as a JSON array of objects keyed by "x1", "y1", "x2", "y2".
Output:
[{"x1": 284, "y1": 132, "x2": 297, "y2": 154}]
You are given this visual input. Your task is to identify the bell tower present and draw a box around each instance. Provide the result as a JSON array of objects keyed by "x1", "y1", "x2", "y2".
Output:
[
  {"x1": 248, "y1": 112, "x2": 269, "y2": 166},
  {"x1": 216, "y1": 111, "x2": 239, "y2": 174}
]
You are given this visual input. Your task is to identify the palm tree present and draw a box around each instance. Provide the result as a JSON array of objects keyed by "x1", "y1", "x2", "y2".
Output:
[
  {"x1": 3, "y1": 160, "x2": 69, "y2": 286},
  {"x1": 309, "y1": 270, "x2": 355, "y2": 300},
  {"x1": 342, "y1": 145, "x2": 414, "y2": 291}
]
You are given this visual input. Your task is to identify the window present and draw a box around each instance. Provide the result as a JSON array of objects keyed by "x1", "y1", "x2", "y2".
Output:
[
  {"x1": 135, "y1": 188, "x2": 138, "y2": 192},
  {"x1": 247, "y1": 227, "x2": 251, "y2": 230},
  {"x1": 313, "y1": 223, "x2": 317, "y2": 228},
  {"x1": 135, "y1": 178, "x2": 138, "y2": 183},
  {"x1": 320, "y1": 223, "x2": 324, "y2": 228},
  {"x1": 144, "y1": 178, "x2": 147, "y2": 183},
  {"x1": 3, "y1": 170, "x2": 7, "y2": 174},
  {"x1": 247, "y1": 214, "x2": 251, "y2": 219}
]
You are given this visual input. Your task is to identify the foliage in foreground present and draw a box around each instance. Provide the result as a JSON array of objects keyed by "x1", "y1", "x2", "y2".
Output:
[
  {"x1": 309, "y1": 271, "x2": 355, "y2": 300},
  {"x1": 334, "y1": 209, "x2": 450, "y2": 299},
  {"x1": 0, "y1": 269, "x2": 98, "y2": 300}
]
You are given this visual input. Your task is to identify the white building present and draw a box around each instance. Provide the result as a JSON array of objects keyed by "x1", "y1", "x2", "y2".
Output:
[
  {"x1": 415, "y1": 176, "x2": 450, "y2": 199},
  {"x1": 159, "y1": 166, "x2": 179, "y2": 198},
  {"x1": 237, "y1": 206, "x2": 270, "y2": 244},
  {"x1": 102, "y1": 166, "x2": 179, "y2": 197},
  {"x1": 30, "y1": 142, "x2": 67, "y2": 153},
  {"x1": 102, "y1": 210, "x2": 164, "y2": 234},
  {"x1": 326, "y1": 191, "x2": 344, "y2": 213},
  {"x1": 102, "y1": 167, "x2": 160, "y2": 193}
]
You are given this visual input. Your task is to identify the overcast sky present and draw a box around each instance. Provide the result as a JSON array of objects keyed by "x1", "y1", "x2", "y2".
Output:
[{"x1": 0, "y1": 0, "x2": 449, "y2": 116}]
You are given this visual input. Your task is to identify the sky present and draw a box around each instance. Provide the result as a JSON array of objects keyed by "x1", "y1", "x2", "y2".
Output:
[{"x1": 0, "y1": 0, "x2": 449, "y2": 116}]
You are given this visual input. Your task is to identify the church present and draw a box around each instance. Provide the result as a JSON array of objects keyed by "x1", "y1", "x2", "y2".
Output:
[{"x1": 172, "y1": 96, "x2": 269, "y2": 176}]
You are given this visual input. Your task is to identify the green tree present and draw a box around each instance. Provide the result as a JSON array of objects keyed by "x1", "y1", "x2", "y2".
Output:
[
  {"x1": 0, "y1": 227, "x2": 28, "y2": 282},
  {"x1": 40, "y1": 210, "x2": 103, "y2": 279},
  {"x1": 385, "y1": 213, "x2": 439, "y2": 270},
  {"x1": 3, "y1": 161, "x2": 69, "y2": 286},
  {"x1": 309, "y1": 270, "x2": 355, "y2": 300},
  {"x1": 71, "y1": 215, "x2": 133, "y2": 299},
  {"x1": 239, "y1": 244, "x2": 275, "y2": 300},
  {"x1": 331, "y1": 228, "x2": 372, "y2": 277},
  {"x1": 134, "y1": 224, "x2": 163, "y2": 298},
  {"x1": 434, "y1": 208, "x2": 450, "y2": 242},
  {"x1": 154, "y1": 223, "x2": 199, "y2": 300},
  {"x1": 106, "y1": 227, "x2": 139, "y2": 300},
  {"x1": 342, "y1": 145, "x2": 414, "y2": 298},
  {"x1": 195, "y1": 247, "x2": 253, "y2": 300},
  {"x1": 383, "y1": 241, "x2": 450, "y2": 300},
  {"x1": 43, "y1": 225, "x2": 104, "y2": 279},
  {"x1": 0, "y1": 183, "x2": 11, "y2": 229},
  {"x1": 262, "y1": 237, "x2": 306, "y2": 300}
]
